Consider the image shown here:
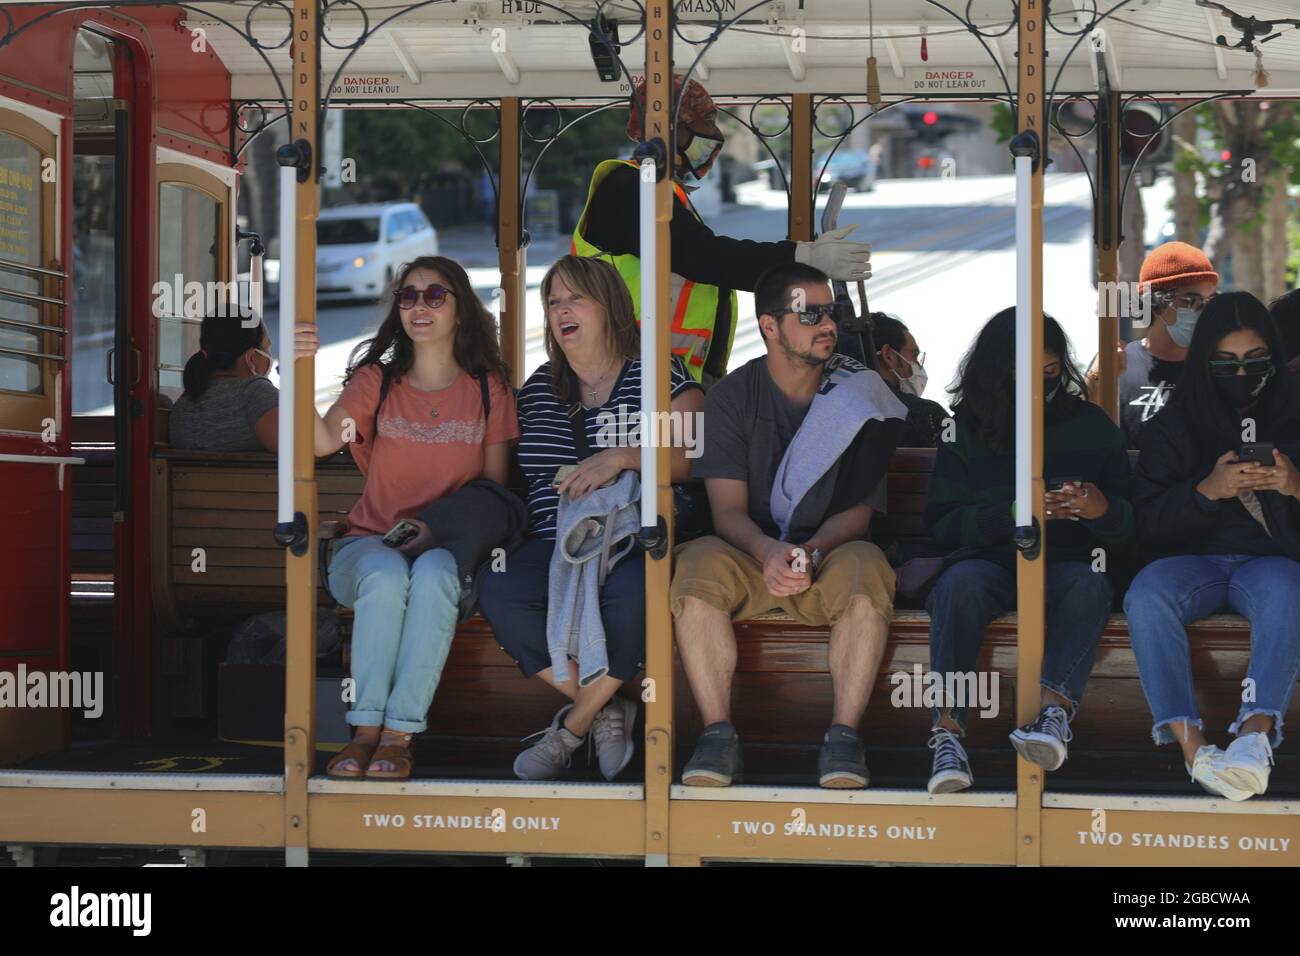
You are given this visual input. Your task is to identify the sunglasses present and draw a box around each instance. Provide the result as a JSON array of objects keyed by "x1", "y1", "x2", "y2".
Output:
[
  {"x1": 783, "y1": 303, "x2": 840, "y2": 326},
  {"x1": 1208, "y1": 356, "x2": 1273, "y2": 377},
  {"x1": 394, "y1": 284, "x2": 454, "y2": 310}
]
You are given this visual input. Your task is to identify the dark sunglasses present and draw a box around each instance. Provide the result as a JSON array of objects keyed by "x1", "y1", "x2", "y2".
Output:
[
  {"x1": 1208, "y1": 356, "x2": 1273, "y2": 377},
  {"x1": 394, "y1": 284, "x2": 454, "y2": 310},
  {"x1": 783, "y1": 303, "x2": 840, "y2": 326}
]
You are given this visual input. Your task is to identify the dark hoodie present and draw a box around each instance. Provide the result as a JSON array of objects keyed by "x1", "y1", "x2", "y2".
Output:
[{"x1": 1132, "y1": 389, "x2": 1300, "y2": 562}]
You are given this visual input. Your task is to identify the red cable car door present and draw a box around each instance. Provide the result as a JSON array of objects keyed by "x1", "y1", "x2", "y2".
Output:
[{"x1": 0, "y1": 107, "x2": 72, "y2": 765}]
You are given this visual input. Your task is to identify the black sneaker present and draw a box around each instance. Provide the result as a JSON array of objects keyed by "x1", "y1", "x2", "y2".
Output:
[
  {"x1": 1009, "y1": 705, "x2": 1073, "y2": 771},
  {"x1": 818, "y1": 724, "x2": 869, "y2": 789},
  {"x1": 926, "y1": 728, "x2": 973, "y2": 794},
  {"x1": 682, "y1": 722, "x2": 743, "y2": 787}
]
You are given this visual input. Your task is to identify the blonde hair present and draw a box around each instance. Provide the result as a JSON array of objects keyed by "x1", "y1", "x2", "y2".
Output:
[{"x1": 541, "y1": 255, "x2": 639, "y2": 402}]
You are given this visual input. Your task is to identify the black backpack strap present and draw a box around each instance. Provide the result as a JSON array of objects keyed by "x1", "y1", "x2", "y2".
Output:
[{"x1": 478, "y1": 372, "x2": 491, "y2": 421}]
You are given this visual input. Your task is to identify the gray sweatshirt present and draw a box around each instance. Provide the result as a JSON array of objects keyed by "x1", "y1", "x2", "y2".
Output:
[{"x1": 547, "y1": 470, "x2": 641, "y2": 685}]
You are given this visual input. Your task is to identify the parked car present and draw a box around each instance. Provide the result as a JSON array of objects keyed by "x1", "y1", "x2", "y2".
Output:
[
  {"x1": 314, "y1": 202, "x2": 438, "y2": 302},
  {"x1": 815, "y1": 149, "x2": 876, "y2": 192}
]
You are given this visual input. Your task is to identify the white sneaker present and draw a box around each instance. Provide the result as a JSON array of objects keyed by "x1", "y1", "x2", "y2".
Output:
[
  {"x1": 1009, "y1": 705, "x2": 1073, "y2": 771},
  {"x1": 1187, "y1": 745, "x2": 1253, "y2": 802},
  {"x1": 1220, "y1": 732, "x2": 1274, "y2": 796}
]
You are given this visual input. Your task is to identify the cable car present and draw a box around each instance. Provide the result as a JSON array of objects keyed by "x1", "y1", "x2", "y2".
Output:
[{"x1": 0, "y1": 0, "x2": 1297, "y2": 868}]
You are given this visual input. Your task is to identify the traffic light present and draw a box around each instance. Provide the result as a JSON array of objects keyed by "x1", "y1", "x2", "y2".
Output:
[{"x1": 904, "y1": 107, "x2": 980, "y2": 146}]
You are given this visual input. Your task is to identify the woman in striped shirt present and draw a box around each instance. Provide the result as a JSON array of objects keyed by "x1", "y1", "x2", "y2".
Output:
[{"x1": 478, "y1": 255, "x2": 703, "y2": 781}]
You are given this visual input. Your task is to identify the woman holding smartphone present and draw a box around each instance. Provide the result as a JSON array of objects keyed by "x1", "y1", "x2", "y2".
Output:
[
  {"x1": 295, "y1": 256, "x2": 519, "y2": 780},
  {"x1": 1125, "y1": 291, "x2": 1300, "y2": 800},
  {"x1": 922, "y1": 309, "x2": 1134, "y2": 795},
  {"x1": 477, "y1": 255, "x2": 703, "y2": 781}
]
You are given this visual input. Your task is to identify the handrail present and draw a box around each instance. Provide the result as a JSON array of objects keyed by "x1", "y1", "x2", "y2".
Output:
[
  {"x1": 0, "y1": 256, "x2": 67, "y2": 280},
  {"x1": 0, "y1": 344, "x2": 65, "y2": 362},
  {"x1": 638, "y1": 156, "x2": 657, "y2": 535},
  {"x1": 276, "y1": 164, "x2": 295, "y2": 525},
  {"x1": 0, "y1": 316, "x2": 67, "y2": 335},
  {"x1": 0, "y1": 286, "x2": 68, "y2": 308}
]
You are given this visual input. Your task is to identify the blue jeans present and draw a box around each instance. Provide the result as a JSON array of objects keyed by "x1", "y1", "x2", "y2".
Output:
[
  {"x1": 1123, "y1": 554, "x2": 1300, "y2": 748},
  {"x1": 926, "y1": 559, "x2": 1112, "y2": 734},
  {"x1": 477, "y1": 536, "x2": 646, "y2": 682},
  {"x1": 327, "y1": 535, "x2": 461, "y2": 733}
]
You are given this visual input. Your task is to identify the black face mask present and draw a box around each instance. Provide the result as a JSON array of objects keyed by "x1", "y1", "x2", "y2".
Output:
[
  {"x1": 1214, "y1": 371, "x2": 1272, "y2": 408},
  {"x1": 1044, "y1": 373, "x2": 1062, "y2": 403}
]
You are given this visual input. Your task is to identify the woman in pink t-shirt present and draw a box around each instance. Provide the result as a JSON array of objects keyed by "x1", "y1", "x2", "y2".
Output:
[{"x1": 294, "y1": 256, "x2": 519, "y2": 780}]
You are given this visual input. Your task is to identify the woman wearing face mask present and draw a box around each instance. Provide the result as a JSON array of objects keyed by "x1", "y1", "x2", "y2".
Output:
[
  {"x1": 872, "y1": 313, "x2": 949, "y2": 447},
  {"x1": 295, "y1": 256, "x2": 520, "y2": 780},
  {"x1": 922, "y1": 309, "x2": 1134, "y2": 794},
  {"x1": 1084, "y1": 242, "x2": 1219, "y2": 448},
  {"x1": 170, "y1": 316, "x2": 281, "y2": 452},
  {"x1": 1124, "y1": 291, "x2": 1300, "y2": 801}
]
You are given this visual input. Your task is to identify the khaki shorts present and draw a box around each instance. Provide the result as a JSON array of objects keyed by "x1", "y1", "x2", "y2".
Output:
[{"x1": 670, "y1": 536, "x2": 895, "y2": 628}]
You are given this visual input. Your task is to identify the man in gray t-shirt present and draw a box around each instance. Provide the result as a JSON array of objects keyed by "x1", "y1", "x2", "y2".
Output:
[
  {"x1": 169, "y1": 376, "x2": 280, "y2": 452},
  {"x1": 669, "y1": 262, "x2": 902, "y2": 792},
  {"x1": 692, "y1": 354, "x2": 887, "y2": 539}
]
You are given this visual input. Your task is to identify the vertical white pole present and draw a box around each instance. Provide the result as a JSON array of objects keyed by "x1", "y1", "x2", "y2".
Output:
[
  {"x1": 277, "y1": 165, "x2": 296, "y2": 524},
  {"x1": 1014, "y1": 154, "x2": 1032, "y2": 528},
  {"x1": 639, "y1": 157, "x2": 658, "y2": 531},
  {"x1": 249, "y1": 251, "x2": 263, "y2": 330}
]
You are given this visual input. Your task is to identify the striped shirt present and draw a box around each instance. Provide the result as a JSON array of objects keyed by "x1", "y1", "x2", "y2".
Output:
[{"x1": 518, "y1": 356, "x2": 701, "y2": 539}]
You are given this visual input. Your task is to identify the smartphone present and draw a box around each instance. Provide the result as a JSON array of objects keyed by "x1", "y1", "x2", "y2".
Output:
[
  {"x1": 1047, "y1": 477, "x2": 1084, "y2": 492},
  {"x1": 1238, "y1": 443, "x2": 1276, "y2": 466},
  {"x1": 552, "y1": 464, "x2": 578, "y2": 488},
  {"x1": 382, "y1": 519, "x2": 420, "y2": 548}
]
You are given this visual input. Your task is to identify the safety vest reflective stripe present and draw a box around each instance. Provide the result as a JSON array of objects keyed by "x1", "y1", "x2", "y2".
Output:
[{"x1": 571, "y1": 159, "x2": 737, "y2": 382}]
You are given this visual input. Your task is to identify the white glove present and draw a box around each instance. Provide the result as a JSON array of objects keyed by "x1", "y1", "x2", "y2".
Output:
[{"x1": 794, "y1": 224, "x2": 872, "y2": 282}]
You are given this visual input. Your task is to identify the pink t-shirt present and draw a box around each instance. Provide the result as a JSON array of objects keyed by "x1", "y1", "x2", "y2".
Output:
[{"x1": 337, "y1": 364, "x2": 519, "y2": 537}]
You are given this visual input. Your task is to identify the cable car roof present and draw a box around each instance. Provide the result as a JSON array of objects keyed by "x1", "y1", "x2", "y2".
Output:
[{"x1": 162, "y1": 0, "x2": 1300, "y2": 103}]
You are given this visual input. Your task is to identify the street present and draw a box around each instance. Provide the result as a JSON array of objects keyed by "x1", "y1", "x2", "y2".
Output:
[{"x1": 260, "y1": 172, "x2": 1153, "y2": 414}]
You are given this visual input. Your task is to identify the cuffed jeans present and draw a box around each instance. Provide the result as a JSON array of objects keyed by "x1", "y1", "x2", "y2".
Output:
[
  {"x1": 477, "y1": 536, "x2": 646, "y2": 682},
  {"x1": 926, "y1": 559, "x2": 1111, "y2": 734},
  {"x1": 1124, "y1": 554, "x2": 1300, "y2": 748},
  {"x1": 327, "y1": 534, "x2": 461, "y2": 733}
]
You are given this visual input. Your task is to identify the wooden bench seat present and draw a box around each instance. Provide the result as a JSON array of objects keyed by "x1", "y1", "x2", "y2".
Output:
[{"x1": 139, "y1": 444, "x2": 1290, "y2": 788}]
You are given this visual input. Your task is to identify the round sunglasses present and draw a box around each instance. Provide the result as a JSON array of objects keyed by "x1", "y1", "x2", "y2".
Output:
[{"x1": 394, "y1": 284, "x2": 455, "y2": 310}]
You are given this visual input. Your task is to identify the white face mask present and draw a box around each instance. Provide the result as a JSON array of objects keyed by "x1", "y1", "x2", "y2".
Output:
[
  {"x1": 898, "y1": 355, "x2": 928, "y2": 397},
  {"x1": 248, "y1": 347, "x2": 273, "y2": 378}
]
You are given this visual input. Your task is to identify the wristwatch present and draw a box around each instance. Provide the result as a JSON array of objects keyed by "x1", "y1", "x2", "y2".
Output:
[{"x1": 809, "y1": 548, "x2": 824, "y2": 575}]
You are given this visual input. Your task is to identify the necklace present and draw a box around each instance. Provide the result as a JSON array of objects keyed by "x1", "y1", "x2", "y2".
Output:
[{"x1": 577, "y1": 359, "x2": 619, "y2": 405}]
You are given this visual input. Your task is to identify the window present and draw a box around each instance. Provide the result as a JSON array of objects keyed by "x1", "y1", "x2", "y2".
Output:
[
  {"x1": 319, "y1": 217, "x2": 379, "y2": 245},
  {"x1": 156, "y1": 164, "x2": 228, "y2": 406},
  {"x1": 0, "y1": 110, "x2": 61, "y2": 435}
]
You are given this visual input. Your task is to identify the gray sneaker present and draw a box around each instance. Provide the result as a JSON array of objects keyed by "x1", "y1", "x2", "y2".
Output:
[
  {"x1": 818, "y1": 724, "x2": 870, "y2": 789},
  {"x1": 682, "y1": 722, "x2": 743, "y2": 787},
  {"x1": 513, "y1": 704, "x2": 584, "y2": 781},
  {"x1": 590, "y1": 696, "x2": 638, "y2": 781}
]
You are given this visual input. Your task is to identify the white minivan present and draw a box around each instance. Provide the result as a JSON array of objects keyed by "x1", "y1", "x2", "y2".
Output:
[{"x1": 313, "y1": 202, "x2": 439, "y2": 301}]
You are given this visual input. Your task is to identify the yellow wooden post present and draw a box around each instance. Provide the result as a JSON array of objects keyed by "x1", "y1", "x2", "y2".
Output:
[
  {"x1": 1014, "y1": 0, "x2": 1046, "y2": 868},
  {"x1": 1096, "y1": 91, "x2": 1122, "y2": 423},
  {"x1": 284, "y1": 0, "x2": 320, "y2": 869},
  {"x1": 789, "y1": 93, "x2": 814, "y2": 243},
  {"x1": 643, "y1": 0, "x2": 674, "y2": 868},
  {"x1": 498, "y1": 98, "x2": 527, "y2": 388}
]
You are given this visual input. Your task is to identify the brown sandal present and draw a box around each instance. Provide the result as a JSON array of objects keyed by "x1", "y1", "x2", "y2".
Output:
[
  {"x1": 366, "y1": 734, "x2": 413, "y2": 780},
  {"x1": 326, "y1": 739, "x2": 377, "y2": 779}
]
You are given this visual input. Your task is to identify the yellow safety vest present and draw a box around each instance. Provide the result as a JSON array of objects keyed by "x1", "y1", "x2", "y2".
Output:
[{"x1": 571, "y1": 159, "x2": 738, "y2": 383}]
